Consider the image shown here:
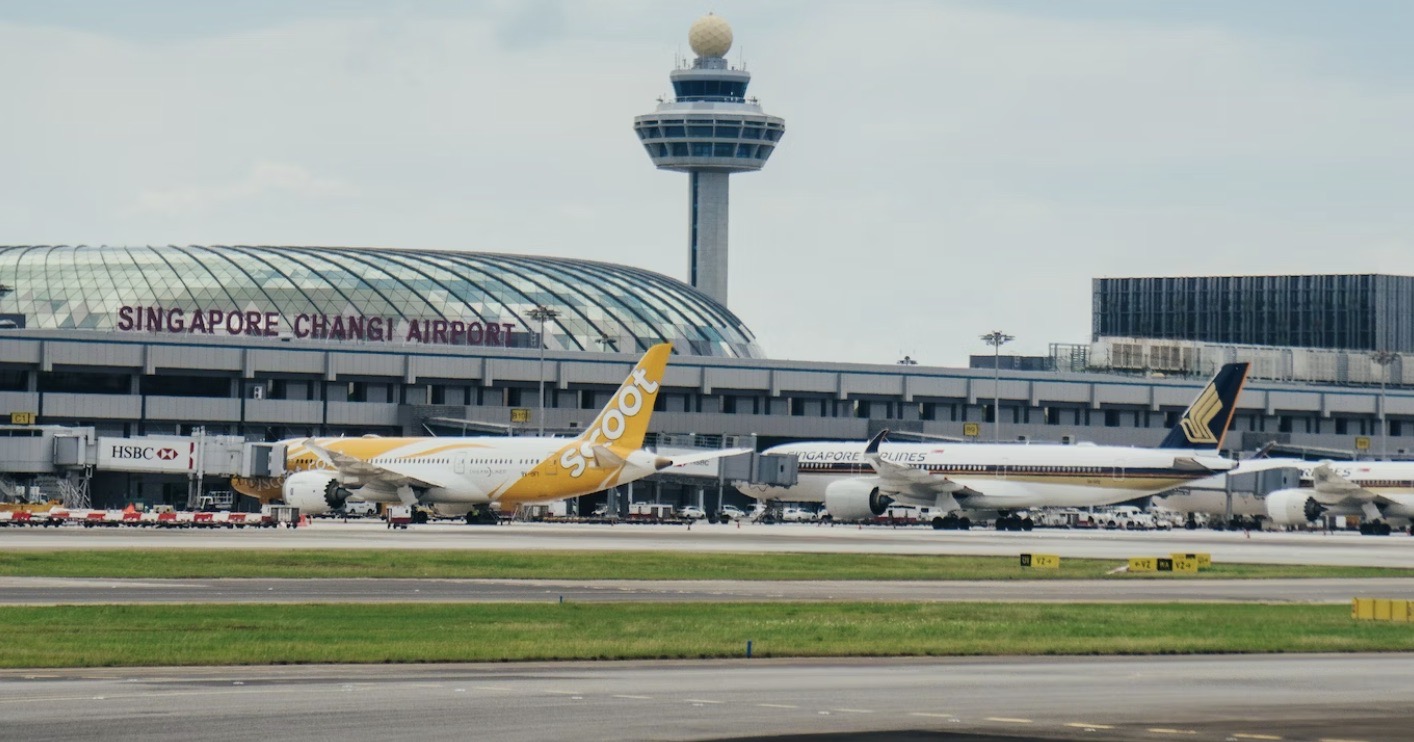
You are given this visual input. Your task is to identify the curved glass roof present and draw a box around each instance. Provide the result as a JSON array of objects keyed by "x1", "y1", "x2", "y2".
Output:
[{"x1": 0, "y1": 245, "x2": 763, "y2": 358}]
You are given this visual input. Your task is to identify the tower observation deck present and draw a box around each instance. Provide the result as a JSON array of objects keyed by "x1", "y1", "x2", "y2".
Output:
[{"x1": 634, "y1": 13, "x2": 785, "y2": 306}]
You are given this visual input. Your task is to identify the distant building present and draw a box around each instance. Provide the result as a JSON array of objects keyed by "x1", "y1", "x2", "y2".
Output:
[
  {"x1": 1085, "y1": 274, "x2": 1413, "y2": 386},
  {"x1": 1093, "y1": 275, "x2": 1414, "y2": 353},
  {"x1": 968, "y1": 354, "x2": 1055, "y2": 372}
]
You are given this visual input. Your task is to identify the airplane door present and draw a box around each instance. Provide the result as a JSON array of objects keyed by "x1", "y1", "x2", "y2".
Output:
[{"x1": 454, "y1": 452, "x2": 466, "y2": 475}]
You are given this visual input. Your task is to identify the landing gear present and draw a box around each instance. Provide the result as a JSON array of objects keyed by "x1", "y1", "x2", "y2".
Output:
[
  {"x1": 1359, "y1": 521, "x2": 1392, "y2": 536},
  {"x1": 411, "y1": 509, "x2": 429, "y2": 525},
  {"x1": 993, "y1": 515, "x2": 1033, "y2": 532},
  {"x1": 931, "y1": 515, "x2": 972, "y2": 531},
  {"x1": 464, "y1": 508, "x2": 500, "y2": 526},
  {"x1": 1185, "y1": 514, "x2": 1198, "y2": 531}
]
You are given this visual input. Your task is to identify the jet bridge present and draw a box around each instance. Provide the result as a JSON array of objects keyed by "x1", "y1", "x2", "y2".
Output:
[
  {"x1": 0, "y1": 425, "x2": 95, "y2": 506},
  {"x1": 0, "y1": 426, "x2": 286, "y2": 509}
]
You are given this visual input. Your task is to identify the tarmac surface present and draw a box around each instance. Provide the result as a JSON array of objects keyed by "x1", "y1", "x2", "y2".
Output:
[
  {"x1": 5, "y1": 521, "x2": 1414, "y2": 567},
  {"x1": 6, "y1": 522, "x2": 1411, "y2": 741},
  {"x1": 3, "y1": 575, "x2": 1412, "y2": 605},
  {"x1": 1, "y1": 655, "x2": 1408, "y2": 741}
]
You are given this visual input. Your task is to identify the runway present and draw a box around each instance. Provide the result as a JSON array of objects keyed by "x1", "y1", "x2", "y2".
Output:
[
  {"x1": 5, "y1": 521, "x2": 1413, "y2": 568},
  {"x1": 1, "y1": 655, "x2": 1407, "y2": 741},
  {"x1": 2, "y1": 575, "x2": 1410, "y2": 605}
]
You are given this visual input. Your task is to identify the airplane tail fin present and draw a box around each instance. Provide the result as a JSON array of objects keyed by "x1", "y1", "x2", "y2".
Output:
[
  {"x1": 1157, "y1": 362, "x2": 1249, "y2": 450},
  {"x1": 573, "y1": 342, "x2": 672, "y2": 452}
]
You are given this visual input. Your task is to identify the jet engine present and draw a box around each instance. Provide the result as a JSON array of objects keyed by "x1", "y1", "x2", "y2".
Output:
[
  {"x1": 281, "y1": 471, "x2": 350, "y2": 515},
  {"x1": 1265, "y1": 488, "x2": 1322, "y2": 526},
  {"x1": 823, "y1": 480, "x2": 892, "y2": 522}
]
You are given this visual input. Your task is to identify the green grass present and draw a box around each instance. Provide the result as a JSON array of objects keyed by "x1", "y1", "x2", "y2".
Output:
[
  {"x1": 2, "y1": 602, "x2": 1409, "y2": 668},
  {"x1": 1, "y1": 549, "x2": 1409, "y2": 580}
]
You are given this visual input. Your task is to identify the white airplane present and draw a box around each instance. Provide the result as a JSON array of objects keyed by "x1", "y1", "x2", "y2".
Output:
[
  {"x1": 233, "y1": 343, "x2": 748, "y2": 523},
  {"x1": 738, "y1": 363, "x2": 1250, "y2": 530},
  {"x1": 1263, "y1": 461, "x2": 1414, "y2": 535}
]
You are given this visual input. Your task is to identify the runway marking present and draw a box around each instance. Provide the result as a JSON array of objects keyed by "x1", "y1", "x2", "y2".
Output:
[
  {"x1": 614, "y1": 695, "x2": 653, "y2": 700},
  {"x1": 757, "y1": 703, "x2": 797, "y2": 709},
  {"x1": 987, "y1": 717, "x2": 1033, "y2": 724},
  {"x1": 542, "y1": 690, "x2": 583, "y2": 695},
  {"x1": 909, "y1": 712, "x2": 957, "y2": 719},
  {"x1": 1147, "y1": 729, "x2": 1198, "y2": 735},
  {"x1": 0, "y1": 687, "x2": 320, "y2": 705},
  {"x1": 1066, "y1": 723, "x2": 1115, "y2": 730},
  {"x1": 472, "y1": 686, "x2": 512, "y2": 692},
  {"x1": 685, "y1": 699, "x2": 721, "y2": 704},
  {"x1": 1233, "y1": 735, "x2": 1282, "y2": 741},
  {"x1": 831, "y1": 708, "x2": 874, "y2": 714}
]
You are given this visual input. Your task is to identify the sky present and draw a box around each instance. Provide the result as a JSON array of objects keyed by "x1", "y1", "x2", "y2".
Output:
[{"x1": 2, "y1": 1, "x2": 1411, "y2": 366}]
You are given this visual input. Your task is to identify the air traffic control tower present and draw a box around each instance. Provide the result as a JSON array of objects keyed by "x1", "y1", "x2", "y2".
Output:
[{"x1": 634, "y1": 14, "x2": 785, "y2": 306}]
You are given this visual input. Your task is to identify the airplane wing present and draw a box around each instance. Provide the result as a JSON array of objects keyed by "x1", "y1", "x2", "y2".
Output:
[
  {"x1": 1310, "y1": 463, "x2": 1398, "y2": 504},
  {"x1": 305, "y1": 440, "x2": 453, "y2": 490},
  {"x1": 664, "y1": 447, "x2": 752, "y2": 468},
  {"x1": 860, "y1": 430, "x2": 982, "y2": 499},
  {"x1": 1171, "y1": 456, "x2": 1237, "y2": 473}
]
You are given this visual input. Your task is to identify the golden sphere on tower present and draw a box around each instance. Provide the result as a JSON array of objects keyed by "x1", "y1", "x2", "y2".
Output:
[{"x1": 688, "y1": 13, "x2": 733, "y2": 58}]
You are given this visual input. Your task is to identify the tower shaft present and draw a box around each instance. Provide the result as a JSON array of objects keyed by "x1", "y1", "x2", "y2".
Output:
[{"x1": 689, "y1": 171, "x2": 730, "y2": 303}]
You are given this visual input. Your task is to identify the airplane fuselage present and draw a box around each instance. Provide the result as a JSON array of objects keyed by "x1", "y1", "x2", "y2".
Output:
[{"x1": 741, "y1": 442, "x2": 1230, "y2": 511}]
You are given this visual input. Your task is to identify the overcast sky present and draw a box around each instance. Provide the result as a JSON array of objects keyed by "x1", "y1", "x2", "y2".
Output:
[{"x1": 2, "y1": 1, "x2": 1411, "y2": 365}]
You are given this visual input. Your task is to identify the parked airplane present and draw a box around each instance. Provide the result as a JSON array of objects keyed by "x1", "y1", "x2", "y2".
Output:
[
  {"x1": 738, "y1": 362, "x2": 1250, "y2": 530},
  {"x1": 1264, "y1": 461, "x2": 1414, "y2": 535},
  {"x1": 234, "y1": 343, "x2": 747, "y2": 523}
]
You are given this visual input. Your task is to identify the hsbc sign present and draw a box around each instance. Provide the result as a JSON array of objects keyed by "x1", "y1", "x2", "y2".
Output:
[{"x1": 97, "y1": 438, "x2": 196, "y2": 473}]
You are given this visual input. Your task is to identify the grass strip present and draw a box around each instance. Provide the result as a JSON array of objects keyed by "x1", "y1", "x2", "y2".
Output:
[
  {"x1": 2, "y1": 602, "x2": 1410, "y2": 668},
  {"x1": 0, "y1": 549, "x2": 1408, "y2": 580}
]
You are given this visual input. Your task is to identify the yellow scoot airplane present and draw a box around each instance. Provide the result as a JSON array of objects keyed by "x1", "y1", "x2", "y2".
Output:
[{"x1": 234, "y1": 343, "x2": 746, "y2": 523}]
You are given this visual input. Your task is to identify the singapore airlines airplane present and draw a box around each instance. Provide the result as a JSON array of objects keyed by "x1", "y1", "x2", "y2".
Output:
[
  {"x1": 1262, "y1": 461, "x2": 1414, "y2": 535},
  {"x1": 234, "y1": 343, "x2": 747, "y2": 523},
  {"x1": 739, "y1": 362, "x2": 1250, "y2": 530}
]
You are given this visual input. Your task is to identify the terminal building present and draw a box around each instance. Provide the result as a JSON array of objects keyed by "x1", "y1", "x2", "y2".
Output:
[
  {"x1": 3, "y1": 253, "x2": 1413, "y2": 510},
  {"x1": 2, "y1": 17, "x2": 1410, "y2": 512}
]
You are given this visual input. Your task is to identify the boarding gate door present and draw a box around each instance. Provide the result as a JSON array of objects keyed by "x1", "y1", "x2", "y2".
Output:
[{"x1": 454, "y1": 451, "x2": 466, "y2": 475}]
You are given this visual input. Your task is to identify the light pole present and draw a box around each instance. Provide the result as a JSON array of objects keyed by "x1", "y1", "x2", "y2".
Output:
[
  {"x1": 1371, "y1": 350, "x2": 1399, "y2": 459},
  {"x1": 980, "y1": 330, "x2": 1014, "y2": 442},
  {"x1": 897, "y1": 355, "x2": 917, "y2": 366},
  {"x1": 528, "y1": 305, "x2": 559, "y2": 437}
]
